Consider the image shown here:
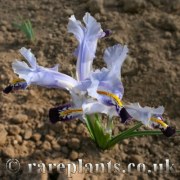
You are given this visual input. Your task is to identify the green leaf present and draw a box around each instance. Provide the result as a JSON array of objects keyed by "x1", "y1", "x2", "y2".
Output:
[
  {"x1": 123, "y1": 129, "x2": 180, "y2": 139},
  {"x1": 85, "y1": 114, "x2": 111, "y2": 149},
  {"x1": 13, "y1": 18, "x2": 35, "y2": 42},
  {"x1": 92, "y1": 116, "x2": 108, "y2": 149},
  {"x1": 107, "y1": 122, "x2": 142, "y2": 149},
  {"x1": 84, "y1": 115, "x2": 95, "y2": 140},
  {"x1": 85, "y1": 113, "x2": 180, "y2": 150},
  {"x1": 122, "y1": 130, "x2": 163, "y2": 139}
]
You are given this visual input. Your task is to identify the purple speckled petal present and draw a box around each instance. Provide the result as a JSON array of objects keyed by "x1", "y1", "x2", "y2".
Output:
[
  {"x1": 3, "y1": 80, "x2": 28, "y2": 94},
  {"x1": 49, "y1": 104, "x2": 82, "y2": 123}
]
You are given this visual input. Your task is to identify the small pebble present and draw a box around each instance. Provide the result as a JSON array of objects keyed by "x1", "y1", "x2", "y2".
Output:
[
  {"x1": 24, "y1": 129, "x2": 33, "y2": 140},
  {"x1": 8, "y1": 125, "x2": 21, "y2": 135},
  {"x1": 32, "y1": 133, "x2": 42, "y2": 141},
  {"x1": 69, "y1": 150, "x2": 79, "y2": 161},
  {"x1": 68, "y1": 138, "x2": 81, "y2": 150},
  {"x1": 0, "y1": 124, "x2": 7, "y2": 146},
  {"x1": 61, "y1": 146, "x2": 69, "y2": 154}
]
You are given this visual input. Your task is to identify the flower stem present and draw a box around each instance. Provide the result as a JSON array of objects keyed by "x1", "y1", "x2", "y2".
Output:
[{"x1": 106, "y1": 116, "x2": 113, "y2": 137}]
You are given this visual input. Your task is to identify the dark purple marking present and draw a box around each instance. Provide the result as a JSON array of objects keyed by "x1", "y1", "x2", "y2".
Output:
[
  {"x1": 13, "y1": 81, "x2": 28, "y2": 91},
  {"x1": 119, "y1": 107, "x2": 132, "y2": 123},
  {"x1": 49, "y1": 104, "x2": 82, "y2": 124},
  {"x1": 49, "y1": 107, "x2": 60, "y2": 124},
  {"x1": 3, "y1": 85, "x2": 13, "y2": 94},
  {"x1": 3, "y1": 81, "x2": 27, "y2": 94},
  {"x1": 103, "y1": 29, "x2": 112, "y2": 37},
  {"x1": 161, "y1": 126, "x2": 176, "y2": 137}
]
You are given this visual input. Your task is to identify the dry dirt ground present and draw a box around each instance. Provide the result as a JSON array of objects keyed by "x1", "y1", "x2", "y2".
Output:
[{"x1": 0, "y1": 0, "x2": 180, "y2": 179}]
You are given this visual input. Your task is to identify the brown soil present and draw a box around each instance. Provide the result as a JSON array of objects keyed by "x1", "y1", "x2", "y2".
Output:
[{"x1": 0, "y1": 0, "x2": 179, "y2": 179}]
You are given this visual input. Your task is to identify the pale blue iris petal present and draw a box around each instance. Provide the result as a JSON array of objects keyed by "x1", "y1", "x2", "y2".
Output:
[
  {"x1": 144, "y1": 106, "x2": 164, "y2": 115},
  {"x1": 125, "y1": 103, "x2": 165, "y2": 128},
  {"x1": 29, "y1": 68, "x2": 78, "y2": 90},
  {"x1": 19, "y1": 47, "x2": 37, "y2": 69},
  {"x1": 12, "y1": 51, "x2": 78, "y2": 90},
  {"x1": 87, "y1": 68, "x2": 124, "y2": 106},
  {"x1": 12, "y1": 60, "x2": 32, "y2": 83},
  {"x1": 103, "y1": 44, "x2": 128, "y2": 77},
  {"x1": 76, "y1": 43, "x2": 93, "y2": 81},
  {"x1": 99, "y1": 80, "x2": 124, "y2": 99},
  {"x1": 83, "y1": 12, "x2": 105, "y2": 41},
  {"x1": 68, "y1": 12, "x2": 105, "y2": 81},
  {"x1": 75, "y1": 78, "x2": 91, "y2": 91},
  {"x1": 82, "y1": 101, "x2": 118, "y2": 118},
  {"x1": 68, "y1": 15, "x2": 84, "y2": 43},
  {"x1": 49, "y1": 64, "x2": 59, "y2": 72},
  {"x1": 12, "y1": 60, "x2": 31, "y2": 73},
  {"x1": 70, "y1": 88, "x2": 87, "y2": 108}
]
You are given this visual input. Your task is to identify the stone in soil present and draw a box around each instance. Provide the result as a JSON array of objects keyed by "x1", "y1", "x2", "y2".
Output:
[
  {"x1": 10, "y1": 114, "x2": 28, "y2": 124},
  {"x1": 58, "y1": 138, "x2": 68, "y2": 146},
  {"x1": 122, "y1": 0, "x2": 146, "y2": 13},
  {"x1": 0, "y1": 124, "x2": 7, "y2": 146},
  {"x1": 76, "y1": 123, "x2": 85, "y2": 134},
  {"x1": 8, "y1": 125, "x2": 21, "y2": 135},
  {"x1": 68, "y1": 138, "x2": 81, "y2": 150},
  {"x1": 45, "y1": 134, "x2": 54, "y2": 141},
  {"x1": 51, "y1": 140, "x2": 61, "y2": 151},
  {"x1": 32, "y1": 133, "x2": 42, "y2": 141},
  {"x1": 2, "y1": 145, "x2": 15, "y2": 157},
  {"x1": 131, "y1": 155, "x2": 144, "y2": 164},
  {"x1": 69, "y1": 150, "x2": 79, "y2": 161},
  {"x1": 88, "y1": 0, "x2": 105, "y2": 14},
  {"x1": 41, "y1": 141, "x2": 52, "y2": 151},
  {"x1": 61, "y1": 146, "x2": 69, "y2": 154},
  {"x1": 24, "y1": 129, "x2": 33, "y2": 140}
]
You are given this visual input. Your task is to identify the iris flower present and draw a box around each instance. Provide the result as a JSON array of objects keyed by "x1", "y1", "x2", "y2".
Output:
[
  {"x1": 85, "y1": 44, "x2": 131, "y2": 122},
  {"x1": 125, "y1": 103, "x2": 175, "y2": 137},
  {"x1": 4, "y1": 13, "x2": 117, "y2": 123},
  {"x1": 3, "y1": 12, "x2": 176, "y2": 138}
]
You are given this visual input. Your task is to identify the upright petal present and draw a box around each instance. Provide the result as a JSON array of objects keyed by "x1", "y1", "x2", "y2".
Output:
[
  {"x1": 68, "y1": 12, "x2": 105, "y2": 81},
  {"x1": 68, "y1": 15, "x2": 84, "y2": 43},
  {"x1": 19, "y1": 47, "x2": 37, "y2": 69},
  {"x1": 83, "y1": 12, "x2": 104, "y2": 41},
  {"x1": 12, "y1": 60, "x2": 32, "y2": 83},
  {"x1": 103, "y1": 44, "x2": 128, "y2": 77},
  {"x1": 86, "y1": 44, "x2": 128, "y2": 108}
]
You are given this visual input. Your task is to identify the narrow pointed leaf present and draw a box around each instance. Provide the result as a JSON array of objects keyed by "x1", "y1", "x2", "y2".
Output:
[
  {"x1": 124, "y1": 129, "x2": 180, "y2": 139},
  {"x1": 107, "y1": 122, "x2": 142, "y2": 149},
  {"x1": 84, "y1": 115, "x2": 95, "y2": 140}
]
